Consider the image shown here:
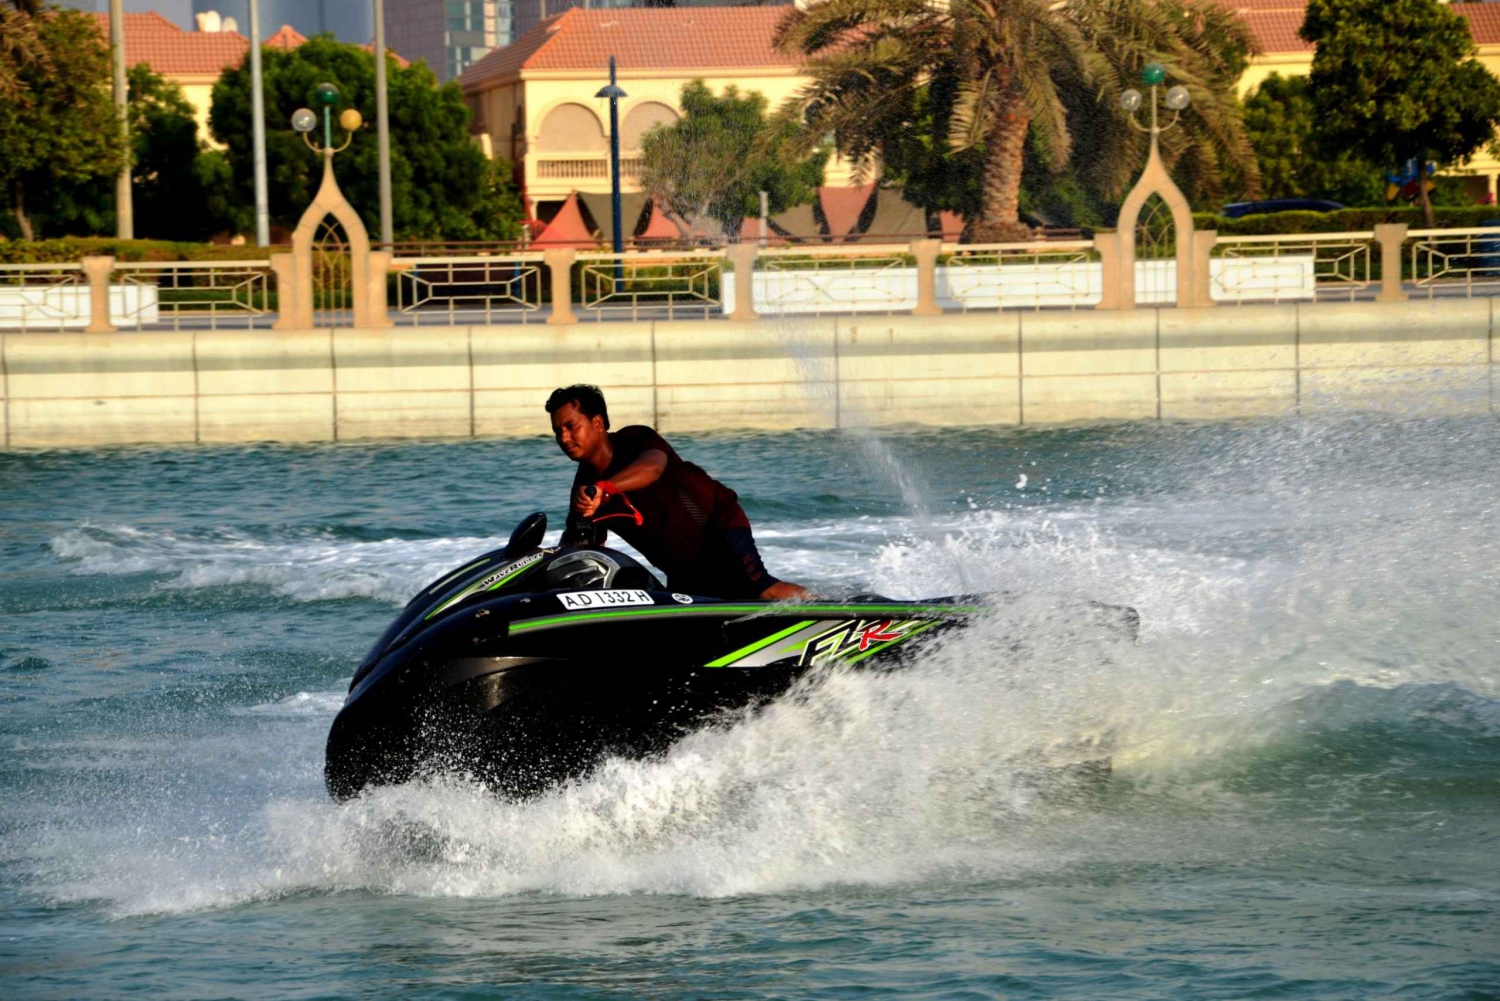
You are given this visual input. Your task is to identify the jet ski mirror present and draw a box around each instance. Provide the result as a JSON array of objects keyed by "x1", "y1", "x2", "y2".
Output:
[{"x1": 507, "y1": 512, "x2": 548, "y2": 554}]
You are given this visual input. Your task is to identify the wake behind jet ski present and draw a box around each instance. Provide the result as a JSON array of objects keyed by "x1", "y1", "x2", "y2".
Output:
[{"x1": 323, "y1": 509, "x2": 1138, "y2": 801}]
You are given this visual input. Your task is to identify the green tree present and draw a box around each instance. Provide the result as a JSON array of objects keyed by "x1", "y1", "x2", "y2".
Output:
[
  {"x1": 210, "y1": 36, "x2": 523, "y2": 241},
  {"x1": 1303, "y1": 0, "x2": 1500, "y2": 225},
  {"x1": 33, "y1": 65, "x2": 232, "y2": 240},
  {"x1": 1244, "y1": 74, "x2": 1385, "y2": 206},
  {"x1": 0, "y1": 4, "x2": 125, "y2": 240},
  {"x1": 638, "y1": 81, "x2": 827, "y2": 240},
  {"x1": 776, "y1": 0, "x2": 1258, "y2": 242}
]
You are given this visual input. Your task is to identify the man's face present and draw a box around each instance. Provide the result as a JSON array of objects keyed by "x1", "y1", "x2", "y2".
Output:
[{"x1": 551, "y1": 402, "x2": 604, "y2": 461}]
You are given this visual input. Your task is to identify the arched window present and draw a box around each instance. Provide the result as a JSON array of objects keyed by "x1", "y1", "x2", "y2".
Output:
[
  {"x1": 536, "y1": 103, "x2": 607, "y2": 154},
  {"x1": 621, "y1": 102, "x2": 679, "y2": 150}
]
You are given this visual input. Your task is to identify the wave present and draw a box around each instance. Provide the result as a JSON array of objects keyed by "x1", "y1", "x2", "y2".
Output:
[
  {"x1": 44, "y1": 504, "x2": 1242, "y2": 614},
  {"x1": 49, "y1": 523, "x2": 513, "y2": 604}
]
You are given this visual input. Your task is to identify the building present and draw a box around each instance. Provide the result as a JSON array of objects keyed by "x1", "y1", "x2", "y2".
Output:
[
  {"x1": 93, "y1": 11, "x2": 250, "y2": 141},
  {"x1": 89, "y1": 12, "x2": 404, "y2": 145},
  {"x1": 458, "y1": 7, "x2": 861, "y2": 225},
  {"x1": 1229, "y1": 0, "x2": 1500, "y2": 201}
]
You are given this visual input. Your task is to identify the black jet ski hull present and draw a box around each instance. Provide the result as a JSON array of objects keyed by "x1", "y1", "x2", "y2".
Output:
[
  {"x1": 326, "y1": 592, "x2": 984, "y2": 800},
  {"x1": 324, "y1": 521, "x2": 1138, "y2": 801}
]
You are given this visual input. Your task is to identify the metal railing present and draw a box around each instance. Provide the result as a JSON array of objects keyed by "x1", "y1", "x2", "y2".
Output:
[
  {"x1": 22, "y1": 224, "x2": 1500, "y2": 333},
  {"x1": 1408, "y1": 227, "x2": 1500, "y2": 298},
  {"x1": 576, "y1": 251, "x2": 723, "y2": 321},
  {"x1": 394, "y1": 255, "x2": 544, "y2": 325},
  {"x1": 940, "y1": 240, "x2": 1099, "y2": 311},
  {"x1": 534, "y1": 157, "x2": 644, "y2": 181},
  {"x1": 111, "y1": 260, "x2": 275, "y2": 331},
  {"x1": 1211, "y1": 232, "x2": 1375, "y2": 304},
  {"x1": 753, "y1": 245, "x2": 916, "y2": 316},
  {"x1": 0, "y1": 263, "x2": 88, "y2": 332}
]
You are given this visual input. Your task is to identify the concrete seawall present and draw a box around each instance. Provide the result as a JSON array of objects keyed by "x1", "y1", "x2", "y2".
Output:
[{"x1": 1, "y1": 300, "x2": 1493, "y2": 448}]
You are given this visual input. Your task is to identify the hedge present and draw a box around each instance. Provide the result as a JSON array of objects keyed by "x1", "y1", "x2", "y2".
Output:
[
  {"x1": 1192, "y1": 206, "x2": 1500, "y2": 236},
  {"x1": 0, "y1": 238, "x2": 274, "y2": 265}
]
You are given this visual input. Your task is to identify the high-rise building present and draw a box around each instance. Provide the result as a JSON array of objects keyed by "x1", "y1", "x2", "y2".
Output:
[{"x1": 386, "y1": 0, "x2": 516, "y2": 83}]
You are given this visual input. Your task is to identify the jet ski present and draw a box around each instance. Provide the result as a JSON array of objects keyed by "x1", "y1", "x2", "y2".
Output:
[{"x1": 325, "y1": 509, "x2": 1139, "y2": 801}]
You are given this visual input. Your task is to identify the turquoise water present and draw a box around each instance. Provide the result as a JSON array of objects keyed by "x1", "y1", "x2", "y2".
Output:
[{"x1": 2, "y1": 418, "x2": 1498, "y2": 999}]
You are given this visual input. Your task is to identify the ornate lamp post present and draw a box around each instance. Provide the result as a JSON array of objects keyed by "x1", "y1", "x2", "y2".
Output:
[
  {"x1": 1099, "y1": 63, "x2": 1211, "y2": 311},
  {"x1": 596, "y1": 56, "x2": 628, "y2": 284},
  {"x1": 271, "y1": 81, "x2": 391, "y2": 332}
]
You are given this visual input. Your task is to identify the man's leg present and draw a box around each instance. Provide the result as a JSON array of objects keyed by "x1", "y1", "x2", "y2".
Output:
[{"x1": 717, "y1": 525, "x2": 813, "y2": 600}]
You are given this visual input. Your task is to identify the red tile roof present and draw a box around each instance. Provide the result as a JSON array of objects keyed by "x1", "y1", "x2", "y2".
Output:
[
  {"x1": 90, "y1": 12, "x2": 409, "y2": 77},
  {"x1": 1208, "y1": 1, "x2": 1500, "y2": 55},
  {"x1": 1243, "y1": 8, "x2": 1312, "y2": 53},
  {"x1": 91, "y1": 11, "x2": 248, "y2": 76},
  {"x1": 264, "y1": 24, "x2": 309, "y2": 50},
  {"x1": 460, "y1": 8, "x2": 800, "y2": 92},
  {"x1": 1456, "y1": 2, "x2": 1500, "y2": 46},
  {"x1": 459, "y1": 2, "x2": 1500, "y2": 96}
]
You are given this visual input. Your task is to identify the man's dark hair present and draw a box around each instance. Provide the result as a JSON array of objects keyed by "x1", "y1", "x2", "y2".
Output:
[{"x1": 545, "y1": 384, "x2": 610, "y2": 430}]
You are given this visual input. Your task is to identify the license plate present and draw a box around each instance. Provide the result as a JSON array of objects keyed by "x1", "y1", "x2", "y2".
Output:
[{"x1": 558, "y1": 589, "x2": 655, "y2": 610}]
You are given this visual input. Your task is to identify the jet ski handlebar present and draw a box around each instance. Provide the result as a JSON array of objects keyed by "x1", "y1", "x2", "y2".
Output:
[{"x1": 579, "y1": 482, "x2": 643, "y2": 527}]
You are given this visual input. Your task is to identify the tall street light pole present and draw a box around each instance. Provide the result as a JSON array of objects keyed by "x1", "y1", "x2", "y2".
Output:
[
  {"x1": 595, "y1": 56, "x2": 627, "y2": 282},
  {"x1": 374, "y1": 0, "x2": 393, "y2": 248},
  {"x1": 249, "y1": 0, "x2": 270, "y2": 246},
  {"x1": 109, "y1": 0, "x2": 133, "y2": 240}
]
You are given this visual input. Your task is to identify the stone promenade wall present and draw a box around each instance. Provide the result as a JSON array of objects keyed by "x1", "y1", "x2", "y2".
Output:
[{"x1": 0, "y1": 300, "x2": 1493, "y2": 448}]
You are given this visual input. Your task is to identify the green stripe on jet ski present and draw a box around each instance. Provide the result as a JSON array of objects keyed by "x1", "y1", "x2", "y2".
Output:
[
  {"x1": 429, "y1": 557, "x2": 490, "y2": 595},
  {"x1": 509, "y1": 603, "x2": 980, "y2": 635},
  {"x1": 704, "y1": 620, "x2": 817, "y2": 668},
  {"x1": 425, "y1": 560, "x2": 541, "y2": 620}
]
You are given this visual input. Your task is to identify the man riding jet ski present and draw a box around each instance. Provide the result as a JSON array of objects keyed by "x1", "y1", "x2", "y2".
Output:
[
  {"x1": 548, "y1": 384, "x2": 811, "y2": 601},
  {"x1": 323, "y1": 388, "x2": 1137, "y2": 801}
]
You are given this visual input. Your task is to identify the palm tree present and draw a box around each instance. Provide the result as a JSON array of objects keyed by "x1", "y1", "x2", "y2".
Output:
[
  {"x1": 0, "y1": 0, "x2": 47, "y2": 103},
  {"x1": 776, "y1": 0, "x2": 1260, "y2": 242}
]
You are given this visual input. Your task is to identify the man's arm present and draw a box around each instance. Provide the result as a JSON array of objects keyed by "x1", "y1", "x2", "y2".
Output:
[{"x1": 572, "y1": 449, "x2": 668, "y2": 517}]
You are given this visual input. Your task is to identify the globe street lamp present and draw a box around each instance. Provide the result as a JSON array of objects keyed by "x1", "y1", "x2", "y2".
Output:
[
  {"x1": 291, "y1": 83, "x2": 363, "y2": 158},
  {"x1": 1120, "y1": 62, "x2": 1190, "y2": 142}
]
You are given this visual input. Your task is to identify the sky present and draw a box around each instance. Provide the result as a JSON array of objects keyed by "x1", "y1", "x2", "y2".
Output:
[{"x1": 55, "y1": 0, "x2": 374, "y2": 42}]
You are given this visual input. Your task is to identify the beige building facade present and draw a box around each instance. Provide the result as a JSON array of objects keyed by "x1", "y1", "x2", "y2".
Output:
[{"x1": 458, "y1": 7, "x2": 857, "y2": 221}]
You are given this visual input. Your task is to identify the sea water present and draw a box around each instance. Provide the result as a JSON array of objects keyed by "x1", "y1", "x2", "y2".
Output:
[{"x1": 1, "y1": 418, "x2": 1497, "y2": 999}]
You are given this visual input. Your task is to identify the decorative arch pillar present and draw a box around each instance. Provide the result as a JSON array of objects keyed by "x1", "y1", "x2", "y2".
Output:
[
  {"x1": 274, "y1": 151, "x2": 392, "y2": 330},
  {"x1": 1096, "y1": 139, "x2": 1215, "y2": 311}
]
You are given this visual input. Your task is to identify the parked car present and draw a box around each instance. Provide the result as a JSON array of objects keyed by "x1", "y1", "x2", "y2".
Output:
[
  {"x1": 1464, "y1": 219, "x2": 1500, "y2": 275},
  {"x1": 1220, "y1": 198, "x2": 1346, "y2": 219}
]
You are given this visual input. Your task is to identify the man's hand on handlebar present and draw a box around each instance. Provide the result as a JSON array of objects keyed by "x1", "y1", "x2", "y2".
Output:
[{"x1": 572, "y1": 483, "x2": 605, "y2": 519}]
